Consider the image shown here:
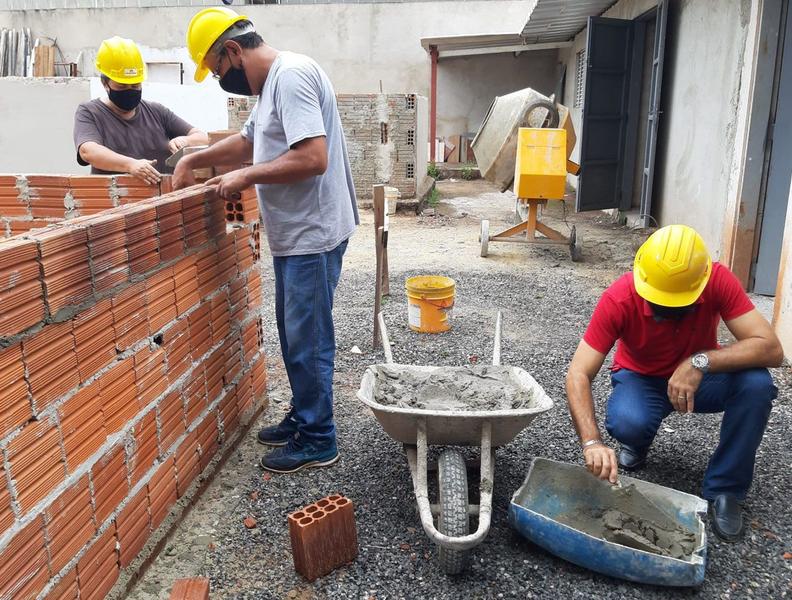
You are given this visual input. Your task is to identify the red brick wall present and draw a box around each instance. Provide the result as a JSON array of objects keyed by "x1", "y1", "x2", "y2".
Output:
[{"x1": 0, "y1": 181, "x2": 266, "y2": 599}]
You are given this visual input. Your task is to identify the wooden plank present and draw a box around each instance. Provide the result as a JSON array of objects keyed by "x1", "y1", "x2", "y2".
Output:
[
  {"x1": 46, "y1": 45, "x2": 55, "y2": 77},
  {"x1": 373, "y1": 184, "x2": 389, "y2": 295},
  {"x1": 373, "y1": 226, "x2": 384, "y2": 348}
]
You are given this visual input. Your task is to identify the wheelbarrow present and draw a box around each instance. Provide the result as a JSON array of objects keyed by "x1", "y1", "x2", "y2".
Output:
[{"x1": 357, "y1": 312, "x2": 554, "y2": 574}]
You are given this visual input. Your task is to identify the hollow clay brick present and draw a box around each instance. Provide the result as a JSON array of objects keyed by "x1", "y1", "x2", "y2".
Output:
[
  {"x1": 242, "y1": 319, "x2": 258, "y2": 366},
  {"x1": 0, "y1": 515, "x2": 50, "y2": 598},
  {"x1": 169, "y1": 577, "x2": 210, "y2": 600},
  {"x1": 210, "y1": 290, "x2": 231, "y2": 345},
  {"x1": 112, "y1": 281, "x2": 149, "y2": 351},
  {"x1": 158, "y1": 390, "x2": 186, "y2": 453},
  {"x1": 129, "y1": 410, "x2": 159, "y2": 487},
  {"x1": 174, "y1": 431, "x2": 199, "y2": 499},
  {"x1": 147, "y1": 457, "x2": 177, "y2": 531},
  {"x1": 73, "y1": 298, "x2": 116, "y2": 383},
  {"x1": 288, "y1": 495, "x2": 358, "y2": 582},
  {"x1": 0, "y1": 343, "x2": 33, "y2": 439},
  {"x1": 222, "y1": 337, "x2": 243, "y2": 386},
  {"x1": 184, "y1": 366, "x2": 207, "y2": 427},
  {"x1": 77, "y1": 526, "x2": 119, "y2": 600},
  {"x1": 59, "y1": 381, "x2": 107, "y2": 473},
  {"x1": 236, "y1": 372, "x2": 254, "y2": 418},
  {"x1": 134, "y1": 346, "x2": 168, "y2": 408},
  {"x1": 44, "y1": 476, "x2": 96, "y2": 575},
  {"x1": 205, "y1": 347, "x2": 225, "y2": 403},
  {"x1": 6, "y1": 415, "x2": 67, "y2": 515},
  {"x1": 44, "y1": 566, "x2": 78, "y2": 599},
  {"x1": 90, "y1": 445, "x2": 128, "y2": 525},
  {"x1": 0, "y1": 255, "x2": 42, "y2": 336},
  {"x1": 0, "y1": 465, "x2": 14, "y2": 539},
  {"x1": 115, "y1": 487, "x2": 150, "y2": 568},
  {"x1": 99, "y1": 358, "x2": 138, "y2": 436},
  {"x1": 197, "y1": 412, "x2": 219, "y2": 471},
  {"x1": 219, "y1": 388, "x2": 240, "y2": 438}
]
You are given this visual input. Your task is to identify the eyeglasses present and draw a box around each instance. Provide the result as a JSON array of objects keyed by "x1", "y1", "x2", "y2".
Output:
[{"x1": 210, "y1": 53, "x2": 227, "y2": 81}]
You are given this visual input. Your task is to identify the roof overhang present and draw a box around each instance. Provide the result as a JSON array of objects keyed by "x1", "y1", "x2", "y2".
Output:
[
  {"x1": 420, "y1": 33, "x2": 571, "y2": 59},
  {"x1": 520, "y1": 0, "x2": 619, "y2": 43},
  {"x1": 421, "y1": 0, "x2": 618, "y2": 58}
]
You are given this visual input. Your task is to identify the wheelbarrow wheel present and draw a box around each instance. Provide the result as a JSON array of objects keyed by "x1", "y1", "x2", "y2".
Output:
[
  {"x1": 479, "y1": 220, "x2": 490, "y2": 257},
  {"x1": 437, "y1": 449, "x2": 469, "y2": 575},
  {"x1": 569, "y1": 226, "x2": 583, "y2": 262}
]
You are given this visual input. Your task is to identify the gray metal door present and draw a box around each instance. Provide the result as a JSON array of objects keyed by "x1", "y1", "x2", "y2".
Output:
[
  {"x1": 754, "y1": 2, "x2": 792, "y2": 295},
  {"x1": 577, "y1": 17, "x2": 634, "y2": 212},
  {"x1": 638, "y1": 0, "x2": 668, "y2": 227}
]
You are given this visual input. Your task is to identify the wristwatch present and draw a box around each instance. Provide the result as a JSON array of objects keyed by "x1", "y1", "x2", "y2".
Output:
[{"x1": 691, "y1": 352, "x2": 710, "y2": 373}]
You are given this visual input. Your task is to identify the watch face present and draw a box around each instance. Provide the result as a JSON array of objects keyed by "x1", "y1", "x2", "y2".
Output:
[{"x1": 693, "y1": 354, "x2": 708, "y2": 369}]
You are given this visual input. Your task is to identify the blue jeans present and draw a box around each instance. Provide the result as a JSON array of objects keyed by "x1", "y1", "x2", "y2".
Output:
[
  {"x1": 273, "y1": 239, "x2": 348, "y2": 447},
  {"x1": 605, "y1": 368, "x2": 776, "y2": 501}
]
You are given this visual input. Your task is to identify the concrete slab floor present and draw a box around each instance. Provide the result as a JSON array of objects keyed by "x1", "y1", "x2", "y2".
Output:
[{"x1": 125, "y1": 180, "x2": 792, "y2": 600}]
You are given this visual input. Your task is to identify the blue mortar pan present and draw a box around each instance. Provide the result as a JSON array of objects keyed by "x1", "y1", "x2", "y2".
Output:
[{"x1": 509, "y1": 458, "x2": 707, "y2": 587}]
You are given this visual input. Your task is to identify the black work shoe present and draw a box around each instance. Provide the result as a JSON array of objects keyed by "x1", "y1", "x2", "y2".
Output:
[
  {"x1": 256, "y1": 416, "x2": 298, "y2": 447},
  {"x1": 708, "y1": 494, "x2": 744, "y2": 541},
  {"x1": 618, "y1": 445, "x2": 648, "y2": 471}
]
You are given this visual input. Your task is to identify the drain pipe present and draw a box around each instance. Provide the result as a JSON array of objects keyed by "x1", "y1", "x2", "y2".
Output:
[{"x1": 429, "y1": 45, "x2": 438, "y2": 163}]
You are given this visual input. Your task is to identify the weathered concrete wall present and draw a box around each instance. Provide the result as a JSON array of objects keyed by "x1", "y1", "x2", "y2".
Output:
[
  {"x1": 773, "y1": 184, "x2": 792, "y2": 357},
  {"x1": 653, "y1": 0, "x2": 752, "y2": 257},
  {"x1": 558, "y1": 0, "x2": 753, "y2": 257},
  {"x1": 0, "y1": 77, "x2": 230, "y2": 175},
  {"x1": 437, "y1": 49, "x2": 558, "y2": 138},
  {"x1": 0, "y1": 2, "x2": 531, "y2": 99},
  {"x1": 0, "y1": 77, "x2": 91, "y2": 174}
]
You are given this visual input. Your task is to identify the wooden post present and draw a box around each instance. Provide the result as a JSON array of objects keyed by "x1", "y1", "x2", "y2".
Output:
[
  {"x1": 373, "y1": 185, "x2": 390, "y2": 347},
  {"x1": 373, "y1": 225, "x2": 384, "y2": 348}
]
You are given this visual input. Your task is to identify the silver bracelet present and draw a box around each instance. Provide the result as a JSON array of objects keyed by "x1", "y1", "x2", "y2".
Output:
[{"x1": 581, "y1": 439, "x2": 603, "y2": 450}]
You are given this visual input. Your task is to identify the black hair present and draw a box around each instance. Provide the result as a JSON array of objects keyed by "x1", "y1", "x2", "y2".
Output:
[
  {"x1": 100, "y1": 74, "x2": 110, "y2": 86},
  {"x1": 214, "y1": 20, "x2": 264, "y2": 57}
]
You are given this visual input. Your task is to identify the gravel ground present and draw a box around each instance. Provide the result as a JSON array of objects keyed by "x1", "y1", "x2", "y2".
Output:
[{"x1": 127, "y1": 181, "x2": 792, "y2": 599}]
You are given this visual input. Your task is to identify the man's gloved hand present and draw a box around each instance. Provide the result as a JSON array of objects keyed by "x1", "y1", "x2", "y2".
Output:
[
  {"x1": 583, "y1": 442, "x2": 619, "y2": 484},
  {"x1": 667, "y1": 358, "x2": 703, "y2": 413},
  {"x1": 127, "y1": 158, "x2": 161, "y2": 186}
]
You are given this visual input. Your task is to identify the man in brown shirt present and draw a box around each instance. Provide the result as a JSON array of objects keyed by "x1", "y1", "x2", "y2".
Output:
[{"x1": 74, "y1": 36, "x2": 208, "y2": 184}]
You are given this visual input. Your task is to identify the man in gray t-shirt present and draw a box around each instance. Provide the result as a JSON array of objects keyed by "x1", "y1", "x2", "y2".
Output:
[{"x1": 177, "y1": 7, "x2": 359, "y2": 474}]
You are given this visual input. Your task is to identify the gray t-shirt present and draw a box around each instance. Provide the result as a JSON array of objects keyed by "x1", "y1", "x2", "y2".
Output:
[
  {"x1": 241, "y1": 51, "x2": 359, "y2": 257},
  {"x1": 74, "y1": 98, "x2": 193, "y2": 175}
]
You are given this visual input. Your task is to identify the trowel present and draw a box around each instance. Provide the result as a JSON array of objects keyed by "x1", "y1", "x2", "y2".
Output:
[{"x1": 165, "y1": 145, "x2": 208, "y2": 168}]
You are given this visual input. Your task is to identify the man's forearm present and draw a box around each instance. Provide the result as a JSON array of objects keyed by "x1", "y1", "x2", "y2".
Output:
[
  {"x1": 706, "y1": 337, "x2": 784, "y2": 372},
  {"x1": 80, "y1": 142, "x2": 134, "y2": 173},
  {"x1": 185, "y1": 129, "x2": 209, "y2": 147},
  {"x1": 566, "y1": 371, "x2": 602, "y2": 443},
  {"x1": 243, "y1": 148, "x2": 325, "y2": 186},
  {"x1": 183, "y1": 134, "x2": 253, "y2": 169}
]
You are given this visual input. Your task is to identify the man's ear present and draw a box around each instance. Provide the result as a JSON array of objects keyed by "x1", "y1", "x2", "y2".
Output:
[{"x1": 224, "y1": 40, "x2": 243, "y2": 60}]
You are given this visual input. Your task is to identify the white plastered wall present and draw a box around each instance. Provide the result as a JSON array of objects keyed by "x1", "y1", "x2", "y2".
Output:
[{"x1": 557, "y1": 0, "x2": 756, "y2": 257}]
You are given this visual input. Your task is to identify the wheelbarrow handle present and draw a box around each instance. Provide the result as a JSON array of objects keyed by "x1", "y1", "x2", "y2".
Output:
[
  {"x1": 492, "y1": 311, "x2": 502, "y2": 366},
  {"x1": 377, "y1": 311, "x2": 394, "y2": 364}
]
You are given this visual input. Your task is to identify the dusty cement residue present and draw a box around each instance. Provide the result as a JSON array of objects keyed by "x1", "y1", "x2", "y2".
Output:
[
  {"x1": 372, "y1": 365, "x2": 535, "y2": 411},
  {"x1": 557, "y1": 485, "x2": 697, "y2": 560}
]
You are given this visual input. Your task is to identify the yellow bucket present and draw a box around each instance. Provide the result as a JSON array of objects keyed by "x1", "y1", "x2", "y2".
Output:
[{"x1": 405, "y1": 275, "x2": 456, "y2": 333}]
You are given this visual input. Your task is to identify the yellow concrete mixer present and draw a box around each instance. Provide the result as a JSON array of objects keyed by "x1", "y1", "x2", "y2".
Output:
[{"x1": 472, "y1": 88, "x2": 582, "y2": 261}]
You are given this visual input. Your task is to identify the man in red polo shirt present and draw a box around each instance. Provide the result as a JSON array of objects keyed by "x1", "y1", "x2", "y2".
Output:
[{"x1": 566, "y1": 225, "x2": 782, "y2": 541}]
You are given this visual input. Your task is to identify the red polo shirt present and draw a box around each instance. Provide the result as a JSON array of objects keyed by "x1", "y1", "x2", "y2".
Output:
[{"x1": 583, "y1": 263, "x2": 754, "y2": 378}]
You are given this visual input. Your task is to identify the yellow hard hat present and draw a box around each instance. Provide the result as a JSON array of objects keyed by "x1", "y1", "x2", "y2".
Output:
[
  {"x1": 187, "y1": 7, "x2": 250, "y2": 83},
  {"x1": 95, "y1": 36, "x2": 145, "y2": 84},
  {"x1": 633, "y1": 225, "x2": 712, "y2": 307}
]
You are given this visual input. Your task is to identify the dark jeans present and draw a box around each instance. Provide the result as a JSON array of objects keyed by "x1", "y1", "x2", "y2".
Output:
[
  {"x1": 605, "y1": 368, "x2": 776, "y2": 500},
  {"x1": 273, "y1": 239, "x2": 348, "y2": 447}
]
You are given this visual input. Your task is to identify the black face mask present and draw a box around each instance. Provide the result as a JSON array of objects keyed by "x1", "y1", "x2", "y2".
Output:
[
  {"x1": 108, "y1": 88, "x2": 142, "y2": 111},
  {"x1": 649, "y1": 302, "x2": 696, "y2": 321},
  {"x1": 219, "y1": 63, "x2": 253, "y2": 96}
]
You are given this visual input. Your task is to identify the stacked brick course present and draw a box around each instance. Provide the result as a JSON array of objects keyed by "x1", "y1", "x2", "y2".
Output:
[
  {"x1": 0, "y1": 181, "x2": 266, "y2": 599},
  {"x1": 0, "y1": 175, "x2": 160, "y2": 239}
]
